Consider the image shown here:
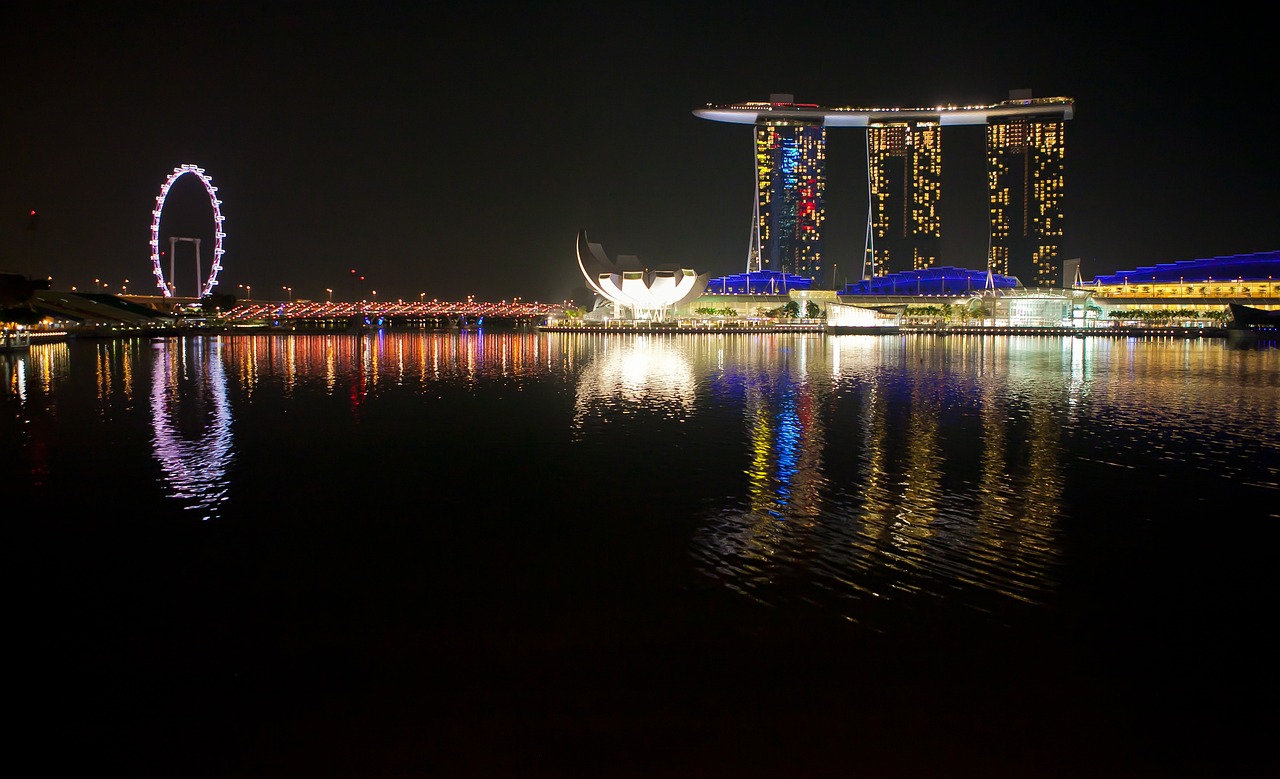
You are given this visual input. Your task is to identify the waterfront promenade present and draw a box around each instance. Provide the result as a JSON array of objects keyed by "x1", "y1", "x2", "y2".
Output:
[
  {"x1": 17, "y1": 321, "x2": 1253, "y2": 345},
  {"x1": 11, "y1": 288, "x2": 1274, "y2": 342},
  {"x1": 537, "y1": 321, "x2": 1238, "y2": 339}
]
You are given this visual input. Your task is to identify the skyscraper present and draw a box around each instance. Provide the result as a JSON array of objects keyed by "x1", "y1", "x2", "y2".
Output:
[
  {"x1": 747, "y1": 96, "x2": 826, "y2": 285},
  {"x1": 986, "y1": 104, "x2": 1068, "y2": 288},
  {"x1": 867, "y1": 121, "x2": 942, "y2": 276},
  {"x1": 695, "y1": 92, "x2": 1074, "y2": 289}
]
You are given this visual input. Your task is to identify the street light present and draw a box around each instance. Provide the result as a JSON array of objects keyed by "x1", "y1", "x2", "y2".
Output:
[
  {"x1": 326, "y1": 288, "x2": 333, "y2": 302},
  {"x1": 283, "y1": 285, "x2": 292, "y2": 301},
  {"x1": 239, "y1": 283, "x2": 251, "y2": 300},
  {"x1": 419, "y1": 292, "x2": 425, "y2": 303}
]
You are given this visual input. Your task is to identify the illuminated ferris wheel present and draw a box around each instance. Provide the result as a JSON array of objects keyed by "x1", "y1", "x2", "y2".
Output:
[{"x1": 149, "y1": 164, "x2": 226, "y2": 298}]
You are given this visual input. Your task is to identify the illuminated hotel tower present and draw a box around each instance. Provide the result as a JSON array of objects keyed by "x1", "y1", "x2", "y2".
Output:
[
  {"x1": 695, "y1": 92, "x2": 1074, "y2": 288},
  {"x1": 745, "y1": 96, "x2": 826, "y2": 283},
  {"x1": 986, "y1": 108, "x2": 1068, "y2": 287},
  {"x1": 868, "y1": 121, "x2": 942, "y2": 275}
]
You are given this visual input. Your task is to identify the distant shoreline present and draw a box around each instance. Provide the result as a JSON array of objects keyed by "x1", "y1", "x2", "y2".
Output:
[
  {"x1": 536, "y1": 323, "x2": 1238, "y2": 339},
  {"x1": 16, "y1": 322, "x2": 1277, "y2": 344}
]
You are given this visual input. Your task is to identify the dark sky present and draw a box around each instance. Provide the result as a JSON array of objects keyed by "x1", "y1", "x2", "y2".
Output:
[{"x1": 3, "y1": 1, "x2": 1275, "y2": 304}]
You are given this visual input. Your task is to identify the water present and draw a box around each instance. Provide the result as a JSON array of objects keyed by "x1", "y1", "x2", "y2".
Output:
[{"x1": 8, "y1": 332, "x2": 1278, "y2": 776}]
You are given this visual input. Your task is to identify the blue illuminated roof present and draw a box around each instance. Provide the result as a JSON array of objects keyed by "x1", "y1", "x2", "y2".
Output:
[
  {"x1": 1088, "y1": 251, "x2": 1278, "y2": 285},
  {"x1": 705, "y1": 270, "x2": 815, "y2": 294},
  {"x1": 839, "y1": 267, "x2": 1018, "y2": 296}
]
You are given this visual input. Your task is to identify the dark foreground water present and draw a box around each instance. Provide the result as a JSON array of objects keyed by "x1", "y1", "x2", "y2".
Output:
[{"x1": 7, "y1": 331, "x2": 1278, "y2": 777}]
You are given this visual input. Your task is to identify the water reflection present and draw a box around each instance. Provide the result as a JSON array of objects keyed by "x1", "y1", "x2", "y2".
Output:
[
  {"x1": 215, "y1": 332, "x2": 561, "y2": 399},
  {"x1": 2, "y1": 344, "x2": 73, "y2": 490},
  {"x1": 4, "y1": 331, "x2": 1276, "y2": 630},
  {"x1": 1, "y1": 342, "x2": 71, "y2": 402},
  {"x1": 571, "y1": 334, "x2": 697, "y2": 432},
  {"x1": 555, "y1": 335, "x2": 1085, "y2": 619},
  {"x1": 2, "y1": 351, "x2": 28, "y2": 402},
  {"x1": 694, "y1": 334, "x2": 1074, "y2": 618},
  {"x1": 705, "y1": 341, "x2": 825, "y2": 533},
  {"x1": 149, "y1": 339, "x2": 234, "y2": 519},
  {"x1": 95, "y1": 340, "x2": 139, "y2": 405}
]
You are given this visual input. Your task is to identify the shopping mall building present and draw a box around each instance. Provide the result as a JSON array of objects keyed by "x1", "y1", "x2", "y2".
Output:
[{"x1": 681, "y1": 250, "x2": 1278, "y2": 329}]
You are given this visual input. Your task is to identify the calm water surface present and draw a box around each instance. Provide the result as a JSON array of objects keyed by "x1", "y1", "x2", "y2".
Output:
[{"x1": 8, "y1": 332, "x2": 1278, "y2": 776}]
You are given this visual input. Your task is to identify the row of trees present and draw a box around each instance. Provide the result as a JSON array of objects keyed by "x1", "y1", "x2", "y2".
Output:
[
  {"x1": 694, "y1": 300, "x2": 823, "y2": 319},
  {"x1": 1107, "y1": 308, "x2": 1228, "y2": 324},
  {"x1": 901, "y1": 301, "x2": 985, "y2": 323}
]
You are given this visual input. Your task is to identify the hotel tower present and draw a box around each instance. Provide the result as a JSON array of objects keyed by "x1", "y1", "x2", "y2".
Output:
[
  {"x1": 695, "y1": 91, "x2": 1075, "y2": 288},
  {"x1": 746, "y1": 98, "x2": 827, "y2": 284},
  {"x1": 867, "y1": 120, "x2": 942, "y2": 276}
]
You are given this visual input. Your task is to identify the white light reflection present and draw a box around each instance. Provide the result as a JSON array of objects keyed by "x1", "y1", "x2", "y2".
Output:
[
  {"x1": 150, "y1": 339, "x2": 235, "y2": 519},
  {"x1": 572, "y1": 336, "x2": 695, "y2": 432},
  {"x1": 2, "y1": 354, "x2": 28, "y2": 402}
]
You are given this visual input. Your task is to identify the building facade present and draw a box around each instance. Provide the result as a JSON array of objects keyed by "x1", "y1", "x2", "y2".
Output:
[
  {"x1": 695, "y1": 92, "x2": 1074, "y2": 289},
  {"x1": 987, "y1": 108, "x2": 1068, "y2": 287},
  {"x1": 1081, "y1": 251, "x2": 1278, "y2": 307},
  {"x1": 868, "y1": 121, "x2": 942, "y2": 277},
  {"x1": 749, "y1": 106, "x2": 826, "y2": 285}
]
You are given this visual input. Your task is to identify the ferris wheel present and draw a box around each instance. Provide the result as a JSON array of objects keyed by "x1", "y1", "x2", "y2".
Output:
[{"x1": 149, "y1": 164, "x2": 226, "y2": 298}]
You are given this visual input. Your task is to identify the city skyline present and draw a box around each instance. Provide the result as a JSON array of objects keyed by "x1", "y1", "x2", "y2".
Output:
[
  {"x1": 700, "y1": 93, "x2": 1072, "y2": 288},
  {"x1": 2, "y1": 3, "x2": 1274, "y2": 304}
]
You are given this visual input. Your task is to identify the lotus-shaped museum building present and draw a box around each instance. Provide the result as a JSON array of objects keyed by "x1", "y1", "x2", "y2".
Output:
[{"x1": 576, "y1": 229, "x2": 709, "y2": 320}]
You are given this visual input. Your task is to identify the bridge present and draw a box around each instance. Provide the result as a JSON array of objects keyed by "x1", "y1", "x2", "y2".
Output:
[
  {"x1": 17, "y1": 291, "x2": 565, "y2": 331},
  {"x1": 215, "y1": 298, "x2": 563, "y2": 323}
]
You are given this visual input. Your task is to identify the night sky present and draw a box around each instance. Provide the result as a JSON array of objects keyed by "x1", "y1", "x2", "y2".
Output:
[{"x1": 3, "y1": 2, "x2": 1274, "y2": 304}]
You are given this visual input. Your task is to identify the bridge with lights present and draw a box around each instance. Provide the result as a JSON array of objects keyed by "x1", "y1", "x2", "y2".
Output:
[{"x1": 217, "y1": 297, "x2": 563, "y2": 324}]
